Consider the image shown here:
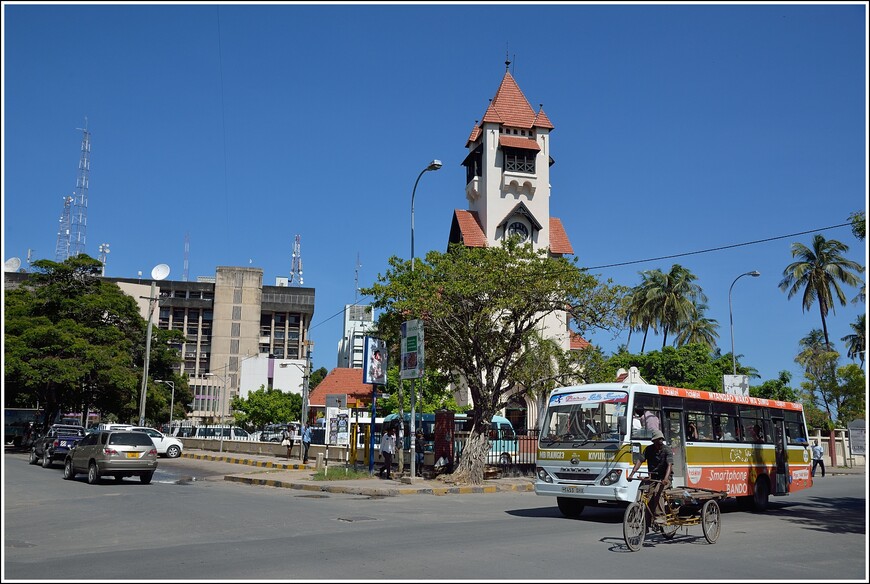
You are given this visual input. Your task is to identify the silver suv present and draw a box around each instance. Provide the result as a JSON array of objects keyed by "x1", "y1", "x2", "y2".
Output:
[{"x1": 63, "y1": 430, "x2": 158, "y2": 484}]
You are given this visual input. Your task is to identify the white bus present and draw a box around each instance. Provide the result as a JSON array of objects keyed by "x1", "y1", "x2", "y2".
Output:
[{"x1": 535, "y1": 382, "x2": 812, "y2": 518}]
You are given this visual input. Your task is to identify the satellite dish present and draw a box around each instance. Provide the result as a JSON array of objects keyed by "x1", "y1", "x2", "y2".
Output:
[
  {"x1": 4, "y1": 257, "x2": 22, "y2": 272},
  {"x1": 151, "y1": 263, "x2": 170, "y2": 281}
]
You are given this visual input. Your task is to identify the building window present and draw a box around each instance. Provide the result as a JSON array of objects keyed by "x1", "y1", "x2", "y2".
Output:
[{"x1": 503, "y1": 148, "x2": 535, "y2": 174}]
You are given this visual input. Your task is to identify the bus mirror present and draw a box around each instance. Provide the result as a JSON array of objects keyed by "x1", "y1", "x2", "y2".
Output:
[
  {"x1": 617, "y1": 415, "x2": 627, "y2": 436},
  {"x1": 631, "y1": 442, "x2": 643, "y2": 464}
]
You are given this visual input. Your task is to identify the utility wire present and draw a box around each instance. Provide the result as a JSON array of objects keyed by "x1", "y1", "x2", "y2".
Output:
[
  {"x1": 583, "y1": 222, "x2": 852, "y2": 271},
  {"x1": 310, "y1": 222, "x2": 855, "y2": 329}
]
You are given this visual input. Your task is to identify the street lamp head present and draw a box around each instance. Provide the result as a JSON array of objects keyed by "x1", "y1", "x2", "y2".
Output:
[
  {"x1": 427, "y1": 160, "x2": 442, "y2": 171},
  {"x1": 748, "y1": 270, "x2": 761, "y2": 277}
]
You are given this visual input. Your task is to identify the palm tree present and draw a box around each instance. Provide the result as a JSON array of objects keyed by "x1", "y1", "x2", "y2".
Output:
[
  {"x1": 841, "y1": 313, "x2": 866, "y2": 368},
  {"x1": 625, "y1": 271, "x2": 659, "y2": 353},
  {"x1": 779, "y1": 234, "x2": 863, "y2": 348},
  {"x1": 644, "y1": 264, "x2": 706, "y2": 348},
  {"x1": 673, "y1": 302, "x2": 720, "y2": 349}
]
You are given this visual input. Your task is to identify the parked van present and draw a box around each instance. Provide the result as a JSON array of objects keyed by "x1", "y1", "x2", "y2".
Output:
[{"x1": 193, "y1": 425, "x2": 251, "y2": 440}]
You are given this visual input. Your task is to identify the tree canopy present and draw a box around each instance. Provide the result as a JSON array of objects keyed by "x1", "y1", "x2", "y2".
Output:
[
  {"x1": 362, "y1": 240, "x2": 625, "y2": 484},
  {"x1": 4, "y1": 255, "x2": 186, "y2": 429}
]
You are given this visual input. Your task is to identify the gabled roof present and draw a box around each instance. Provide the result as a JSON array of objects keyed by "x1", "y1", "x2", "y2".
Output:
[
  {"x1": 498, "y1": 202, "x2": 543, "y2": 232},
  {"x1": 570, "y1": 331, "x2": 590, "y2": 351},
  {"x1": 449, "y1": 210, "x2": 487, "y2": 248},
  {"x1": 307, "y1": 368, "x2": 372, "y2": 408},
  {"x1": 549, "y1": 217, "x2": 574, "y2": 255}
]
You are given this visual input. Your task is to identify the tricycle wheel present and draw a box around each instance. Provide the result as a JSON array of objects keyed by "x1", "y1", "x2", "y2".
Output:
[
  {"x1": 623, "y1": 502, "x2": 646, "y2": 551},
  {"x1": 702, "y1": 500, "x2": 721, "y2": 543}
]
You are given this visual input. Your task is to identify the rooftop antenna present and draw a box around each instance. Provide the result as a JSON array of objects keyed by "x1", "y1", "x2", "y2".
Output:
[
  {"x1": 98, "y1": 243, "x2": 110, "y2": 276},
  {"x1": 27, "y1": 249, "x2": 35, "y2": 269},
  {"x1": 183, "y1": 233, "x2": 190, "y2": 282},
  {"x1": 289, "y1": 234, "x2": 303, "y2": 286},
  {"x1": 54, "y1": 195, "x2": 73, "y2": 261},
  {"x1": 354, "y1": 253, "x2": 361, "y2": 301}
]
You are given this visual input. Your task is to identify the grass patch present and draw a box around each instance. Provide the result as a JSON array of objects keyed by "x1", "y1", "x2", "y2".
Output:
[{"x1": 310, "y1": 466, "x2": 374, "y2": 481}]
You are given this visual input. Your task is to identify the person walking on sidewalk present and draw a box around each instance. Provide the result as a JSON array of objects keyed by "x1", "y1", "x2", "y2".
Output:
[
  {"x1": 811, "y1": 440, "x2": 826, "y2": 477},
  {"x1": 281, "y1": 424, "x2": 294, "y2": 460},
  {"x1": 379, "y1": 427, "x2": 396, "y2": 479},
  {"x1": 301, "y1": 422, "x2": 313, "y2": 464},
  {"x1": 415, "y1": 429, "x2": 425, "y2": 477}
]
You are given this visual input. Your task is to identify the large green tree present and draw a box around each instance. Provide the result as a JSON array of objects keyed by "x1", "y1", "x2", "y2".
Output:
[
  {"x1": 362, "y1": 240, "x2": 624, "y2": 484},
  {"x1": 840, "y1": 313, "x2": 865, "y2": 368},
  {"x1": 643, "y1": 265, "x2": 707, "y2": 349},
  {"x1": 230, "y1": 386, "x2": 302, "y2": 430},
  {"x1": 779, "y1": 234, "x2": 863, "y2": 348},
  {"x1": 672, "y1": 301, "x2": 720, "y2": 349},
  {"x1": 4, "y1": 255, "x2": 181, "y2": 430}
]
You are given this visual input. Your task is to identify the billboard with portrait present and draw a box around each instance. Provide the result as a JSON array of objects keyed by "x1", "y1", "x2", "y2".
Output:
[{"x1": 362, "y1": 336, "x2": 387, "y2": 385}]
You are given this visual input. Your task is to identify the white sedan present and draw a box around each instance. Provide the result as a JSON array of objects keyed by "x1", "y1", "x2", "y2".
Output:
[{"x1": 130, "y1": 426, "x2": 183, "y2": 458}]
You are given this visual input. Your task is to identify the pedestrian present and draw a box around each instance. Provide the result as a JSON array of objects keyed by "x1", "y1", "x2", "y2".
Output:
[
  {"x1": 811, "y1": 440, "x2": 826, "y2": 477},
  {"x1": 281, "y1": 424, "x2": 294, "y2": 460},
  {"x1": 379, "y1": 427, "x2": 396, "y2": 479},
  {"x1": 415, "y1": 429, "x2": 425, "y2": 477},
  {"x1": 301, "y1": 422, "x2": 312, "y2": 464}
]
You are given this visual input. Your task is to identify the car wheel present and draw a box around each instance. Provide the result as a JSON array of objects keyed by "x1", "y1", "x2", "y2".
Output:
[
  {"x1": 63, "y1": 458, "x2": 76, "y2": 480},
  {"x1": 87, "y1": 461, "x2": 101, "y2": 485},
  {"x1": 29, "y1": 448, "x2": 39, "y2": 465},
  {"x1": 166, "y1": 445, "x2": 181, "y2": 458},
  {"x1": 140, "y1": 472, "x2": 154, "y2": 485},
  {"x1": 42, "y1": 451, "x2": 53, "y2": 468},
  {"x1": 114, "y1": 475, "x2": 124, "y2": 482}
]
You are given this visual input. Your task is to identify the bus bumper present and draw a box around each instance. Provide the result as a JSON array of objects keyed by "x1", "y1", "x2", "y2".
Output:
[{"x1": 534, "y1": 481, "x2": 635, "y2": 503}]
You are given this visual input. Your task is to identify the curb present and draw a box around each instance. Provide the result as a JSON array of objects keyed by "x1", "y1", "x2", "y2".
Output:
[
  {"x1": 182, "y1": 451, "x2": 309, "y2": 470},
  {"x1": 222, "y1": 474, "x2": 535, "y2": 496}
]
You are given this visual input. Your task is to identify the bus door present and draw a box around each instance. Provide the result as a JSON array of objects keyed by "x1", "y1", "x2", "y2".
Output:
[
  {"x1": 772, "y1": 417, "x2": 790, "y2": 495},
  {"x1": 663, "y1": 409, "x2": 686, "y2": 487}
]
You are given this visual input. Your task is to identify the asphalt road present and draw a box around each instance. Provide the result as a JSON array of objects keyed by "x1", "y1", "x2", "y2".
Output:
[{"x1": 3, "y1": 451, "x2": 866, "y2": 581}]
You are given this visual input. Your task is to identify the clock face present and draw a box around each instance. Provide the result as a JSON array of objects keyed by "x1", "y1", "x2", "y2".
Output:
[{"x1": 507, "y1": 221, "x2": 529, "y2": 242}]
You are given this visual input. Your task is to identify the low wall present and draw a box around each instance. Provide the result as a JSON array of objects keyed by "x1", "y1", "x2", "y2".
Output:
[{"x1": 181, "y1": 438, "x2": 436, "y2": 466}]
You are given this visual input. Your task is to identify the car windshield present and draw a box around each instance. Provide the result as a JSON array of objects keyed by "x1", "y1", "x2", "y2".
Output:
[
  {"x1": 540, "y1": 390, "x2": 629, "y2": 446},
  {"x1": 56, "y1": 426, "x2": 85, "y2": 436},
  {"x1": 109, "y1": 432, "x2": 153, "y2": 446}
]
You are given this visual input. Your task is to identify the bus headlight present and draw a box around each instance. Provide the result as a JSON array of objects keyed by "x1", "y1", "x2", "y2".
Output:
[
  {"x1": 600, "y1": 469, "x2": 622, "y2": 486},
  {"x1": 536, "y1": 467, "x2": 553, "y2": 483}
]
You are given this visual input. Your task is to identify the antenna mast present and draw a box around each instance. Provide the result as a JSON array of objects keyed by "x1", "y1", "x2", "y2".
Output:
[
  {"x1": 54, "y1": 195, "x2": 73, "y2": 261},
  {"x1": 289, "y1": 234, "x2": 303, "y2": 286},
  {"x1": 183, "y1": 233, "x2": 190, "y2": 282},
  {"x1": 69, "y1": 118, "x2": 91, "y2": 257},
  {"x1": 354, "y1": 253, "x2": 361, "y2": 301}
]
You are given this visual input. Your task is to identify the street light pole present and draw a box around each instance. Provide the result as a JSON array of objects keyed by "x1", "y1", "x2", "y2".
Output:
[
  {"x1": 155, "y1": 380, "x2": 176, "y2": 430},
  {"x1": 409, "y1": 159, "x2": 441, "y2": 480},
  {"x1": 302, "y1": 342, "x2": 313, "y2": 426},
  {"x1": 138, "y1": 280, "x2": 157, "y2": 426},
  {"x1": 729, "y1": 270, "x2": 761, "y2": 375}
]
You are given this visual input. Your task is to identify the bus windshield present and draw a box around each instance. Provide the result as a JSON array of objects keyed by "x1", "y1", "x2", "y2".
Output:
[{"x1": 540, "y1": 390, "x2": 628, "y2": 446}]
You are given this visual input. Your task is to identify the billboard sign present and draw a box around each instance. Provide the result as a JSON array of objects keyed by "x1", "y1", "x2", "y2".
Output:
[
  {"x1": 722, "y1": 374, "x2": 750, "y2": 397},
  {"x1": 362, "y1": 336, "x2": 387, "y2": 385},
  {"x1": 400, "y1": 319, "x2": 424, "y2": 380}
]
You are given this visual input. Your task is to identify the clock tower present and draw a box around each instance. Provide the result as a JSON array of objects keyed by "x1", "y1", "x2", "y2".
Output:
[{"x1": 449, "y1": 59, "x2": 573, "y2": 259}]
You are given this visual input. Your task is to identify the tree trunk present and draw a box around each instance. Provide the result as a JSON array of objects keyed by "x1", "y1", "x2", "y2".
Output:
[{"x1": 449, "y1": 431, "x2": 489, "y2": 485}]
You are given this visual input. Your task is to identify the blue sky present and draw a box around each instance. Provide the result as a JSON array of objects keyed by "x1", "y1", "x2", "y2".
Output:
[{"x1": 3, "y1": 2, "x2": 867, "y2": 388}]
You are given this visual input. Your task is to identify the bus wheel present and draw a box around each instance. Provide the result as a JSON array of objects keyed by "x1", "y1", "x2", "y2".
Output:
[
  {"x1": 557, "y1": 496, "x2": 585, "y2": 518},
  {"x1": 751, "y1": 476, "x2": 770, "y2": 512}
]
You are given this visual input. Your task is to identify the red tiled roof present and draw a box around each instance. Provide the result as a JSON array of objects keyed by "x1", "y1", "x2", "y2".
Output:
[
  {"x1": 487, "y1": 72, "x2": 537, "y2": 129},
  {"x1": 466, "y1": 124, "x2": 482, "y2": 147},
  {"x1": 452, "y1": 210, "x2": 488, "y2": 248},
  {"x1": 534, "y1": 106, "x2": 554, "y2": 130},
  {"x1": 570, "y1": 332, "x2": 590, "y2": 350},
  {"x1": 499, "y1": 136, "x2": 540, "y2": 151},
  {"x1": 549, "y1": 217, "x2": 574, "y2": 255},
  {"x1": 307, "y1": 368, "x2": 372, "y2": 408}
]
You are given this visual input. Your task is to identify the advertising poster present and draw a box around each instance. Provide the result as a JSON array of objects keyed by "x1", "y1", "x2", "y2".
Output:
[{"x1": 362, "y1": 336, "x2": 387, "y2": 385}]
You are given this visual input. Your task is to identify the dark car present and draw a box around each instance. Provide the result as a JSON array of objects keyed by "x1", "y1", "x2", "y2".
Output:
[
  {"x1": 29, "y1": 424, "x2": 86, "y2": 468},
  {"x1": 63, "y1": 430, "x2": 158, "y2": 484}
]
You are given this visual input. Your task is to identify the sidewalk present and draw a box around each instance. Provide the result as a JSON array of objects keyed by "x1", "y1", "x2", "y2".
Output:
[{"x1": 181, "y1": 448, "x2": 536, "y2": 497}]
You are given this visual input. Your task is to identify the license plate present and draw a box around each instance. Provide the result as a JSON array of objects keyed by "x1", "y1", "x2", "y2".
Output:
[
  {"x1": 561, "y1": 485, "x2": 585, "y2": 494},
  {"x1": 126, "y1": 452, "x2": 139, "y2": 459}
]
